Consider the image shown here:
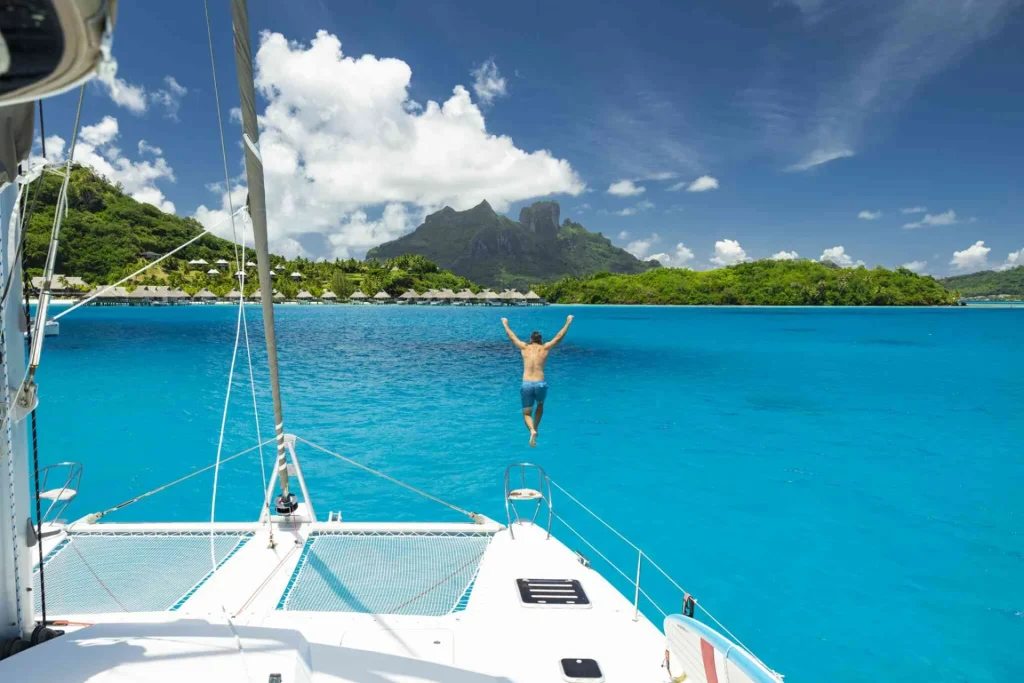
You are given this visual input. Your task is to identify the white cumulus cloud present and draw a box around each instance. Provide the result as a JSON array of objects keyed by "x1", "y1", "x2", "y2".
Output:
[
  {"x1": 626, "y1": 233, "x2": 660, "y2": 260},
  {"x1": 685, "y1": 175, "x2": 720, "y2": 192},
  {"x1": 819, "y1": 245, "x2": 864, "y2": 268},
  {"x1": 192, "y1": 31, "x2": 584, "y2": 258},
  {"x1": 997, "y1": 249, "x2": 1022, "y2": 272},
  {"x1": 95, "y1": 64, "x2": 147, "y2": 114},
  {"x1": 471, "y1": 59, "x2": 507, "y2": 106},
  {"x1": 904, "y1": 209, "x2": 957, "y2": 229},
  {"x1": 900, "y1": 260, "x2": 928, "y2": 273},
  {"x1": 710, "y1": 239, "x2": 749, "y2": 267},
  {"x1": 42, "y1": 116, "x2": 176, "y2": 214},
  {"x1": 949, "y1": 241, "x2": 990, "y2": 272},
  {"x1": 858, "y1": 210, "x2": 881, "y2": 220},
  {"x1": 607, "y1": 179, "x2": 646, "y2": 196},
  {"x1": 770, "y1": 250, "x2": 800, "y2": 261}
]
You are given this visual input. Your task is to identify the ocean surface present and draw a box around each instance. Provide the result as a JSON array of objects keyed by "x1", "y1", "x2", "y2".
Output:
[{"x1": 33, "y1": 303, "x2": 1023, "y2": 682}]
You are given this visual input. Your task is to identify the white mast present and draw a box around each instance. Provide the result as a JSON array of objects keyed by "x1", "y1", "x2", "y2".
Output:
[
  {"x1": 229, "y1": 0, "x2": 295, "y2": 515},
  {"x1": 0, "y1": 104, "x2": 37, "y2": 639}
]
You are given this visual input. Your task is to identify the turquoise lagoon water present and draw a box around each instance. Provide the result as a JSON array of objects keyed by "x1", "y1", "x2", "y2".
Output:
[{"x1": 33, "y1": 304, "x2": 1024, "y2": 682}]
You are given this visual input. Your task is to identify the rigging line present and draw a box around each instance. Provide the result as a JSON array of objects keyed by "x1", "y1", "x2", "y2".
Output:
[
  {"x1": 550, "y1": 477, "x2": 686, "y2": 594},
  {"x1": 39, "y1": 101, "x2": 46, "y2": 158},
  {"x1": 67, "y1": 540, "x2": 128, "y2": 612},
  {"x1": 205, "y1": 0, "x2": 268, "y2": 540},
  {"x1": 23, "y1": 283, "x2": 47, "y2": 625},
  {"x1": 28, "y1": 84, "x2": 85, "y2": 372},
  {"x1": 0, "y1": 160, "x2": 45, "y2": 314},
  {"x1": 239, "y1": 215, "x2": 269, "y2": 520},
  {"x1": 293, "y1": 436, "x2": 481, "y2": 521},
  {"x1": 85, "y1": 438, "x2": 274, "y2": 521},
  {"x1": 51, "y1": 207, "x2": 245, "y2": 322},
  {"x1": 552, "y1": 512, "x2": 667, "y2": 618}
]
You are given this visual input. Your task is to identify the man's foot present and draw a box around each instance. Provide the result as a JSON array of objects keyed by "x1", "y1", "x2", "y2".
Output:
[{"x1": 529, "y1": 430, "x2": 538, "y2": 447}]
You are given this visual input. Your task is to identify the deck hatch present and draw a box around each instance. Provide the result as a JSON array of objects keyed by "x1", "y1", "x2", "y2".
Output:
[{"x1": 516, "y1": 578, "x2": 590, "y2": 607}]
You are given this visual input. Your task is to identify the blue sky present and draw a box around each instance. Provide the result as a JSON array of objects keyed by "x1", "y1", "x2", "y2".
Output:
[{"x1": 37, "y1": 0, "x2": 1024, "y2": 274}]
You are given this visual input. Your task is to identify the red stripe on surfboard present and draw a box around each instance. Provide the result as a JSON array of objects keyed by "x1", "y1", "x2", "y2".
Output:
[{"x1": 701, "y1": 638, "x2": 720, "y2": 683}]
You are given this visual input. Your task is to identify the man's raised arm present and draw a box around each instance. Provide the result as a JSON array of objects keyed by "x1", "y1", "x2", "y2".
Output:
[
  {"x1": 544, "y1": 315, "x2": 574, "y2": 349},
  {"x1": 502, "y1": 318, "x2": 527, "y2": 349}
]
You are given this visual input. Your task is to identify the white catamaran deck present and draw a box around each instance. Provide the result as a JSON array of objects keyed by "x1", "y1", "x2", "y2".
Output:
[{"x1": 7, "y1": 520, "x2": 668, "y2": 682}]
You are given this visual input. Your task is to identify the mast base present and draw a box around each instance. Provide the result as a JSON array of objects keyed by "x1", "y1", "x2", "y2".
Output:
[{"x1": 274, "y1": 493, "x2": 298, "y2": 515}]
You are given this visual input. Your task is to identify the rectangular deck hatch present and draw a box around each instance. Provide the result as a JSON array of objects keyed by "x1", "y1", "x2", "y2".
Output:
[{"x1": 516, "y1": 578, "x2": 590, "y2": 607}]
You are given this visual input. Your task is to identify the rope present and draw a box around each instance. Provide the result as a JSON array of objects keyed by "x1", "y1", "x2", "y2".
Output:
[
  {"x1": 24, "y1": 285, "x2": 47, "y2": 624},
  {"x1": 85, "y1": 438, "x2": 274, "y2": 521},
  {"x1": 294, "y1": 436, "x2": 481, "y2": 522},
  {"x1": 205, "y1": 3, "x2": 253, "y2": 677},
  {"x1": 51, "y1": 223, "x2": 220, "y2": 322}
]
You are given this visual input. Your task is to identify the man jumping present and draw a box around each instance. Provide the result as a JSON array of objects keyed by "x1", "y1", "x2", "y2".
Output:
[{"x1": 502, "y1": 315, "x2": 574, "y2": 447}]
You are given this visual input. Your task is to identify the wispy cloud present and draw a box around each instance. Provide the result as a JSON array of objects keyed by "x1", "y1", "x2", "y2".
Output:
[
  {"x1": 96, "y1": 67, "x2": 147, "y2": 114},
  {"x1": 786, "y1": 148, "x2": 854, "y2": 172},
  {"x1": 471, "y1": 58, "x2": 507, "y2": 106},
  {"x1": 903, "y1": 209, "x2": 957, "y2": 229},
  {"x1": 642, "y1": 171, "x2": 679, "y2": 181},
  {"x1": 149, "y1": 76, "x2": 188, "y2": 121},
  {"x1": 858, "y1": 210, "x2": 882, "y2": 220},
  {"x1": 751, "y1": 1, "x2": 1019, "y2": 171},
  {"x1": 901, "y1": 206, "x2": 927, "y2": 214},
  {"x1": 668, "y1": 175, "x2": 721, "y2": 192}
]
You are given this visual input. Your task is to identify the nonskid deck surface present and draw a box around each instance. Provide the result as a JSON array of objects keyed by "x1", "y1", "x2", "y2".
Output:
[{"x1": 13, "y1": 520, "x2": 667, "y2": 682}]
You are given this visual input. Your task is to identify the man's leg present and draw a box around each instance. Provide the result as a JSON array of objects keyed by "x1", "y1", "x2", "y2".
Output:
[
  {"x1": 533, "y1": 402, "x2": 544, "y2": 432},
  {"x1": 522, "y1": 406, "x2": 537, "y2": 447}
]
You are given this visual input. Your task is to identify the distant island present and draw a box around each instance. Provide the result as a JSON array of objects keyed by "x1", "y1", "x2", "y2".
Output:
[
  {"x1": 939, "y1": 266, "x2": 1024, "y2": 299},
  {"x1": 366, "y1": 200, "x2": 653, "y2": 289},
  {"x1": 538, "y1": 261, "x2": 960, "y2": 306},
  {"x1": 26, "y1": 166, "x2": 964, "y2": 307}
]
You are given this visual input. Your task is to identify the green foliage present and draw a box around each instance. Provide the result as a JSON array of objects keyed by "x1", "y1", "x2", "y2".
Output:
[
  {"x1": 23, "y1": 165, "x2": 487, "y2": 298},
  {"x1": 361, "y1": 272, "x2": 385, "y2": 297},
  {"x1": 331, "y1": 271, "x2": 355, "y2": 299},
  {"x1": 538, "y1": 260, "x2": 959, "y2": 306},
  {"x1": 940, "y1": 266, "x2": 1024, "y2": 297}
]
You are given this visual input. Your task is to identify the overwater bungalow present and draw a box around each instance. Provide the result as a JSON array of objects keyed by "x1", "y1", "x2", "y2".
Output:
[
  {"x1": 350, "y1": 291, "x2": 369, "y2": 304},
  {"x1": 296, "y1": 290, "x2": 313, "y2": 304},
  {"x1": 320, "y1": 291, "x2": 337, "y2": 303},
  {"x1": 480, "y1": 290, "x2": 501, "y2": 305},
  {"x1": 31, "y1": 274, "x2": 90, "y2": 297},
  {"x1": 224, "y1": 290, "x2": 243, "y2": 301},
  {"x1": 193, "y1": 289, "x2": 217, "y2": 304},
  {"x1": 525, "y1": 290, "x2": 544, "y2": 305},
  {"x1": 455, "y1": 289, "x2": 476, "y2": 305},
  {"x1": 398, "y1": 290, "x2": 418, "y2": 304},
  {"x1": 372, "y1": 290, "x2": 392, "y2": 304}
]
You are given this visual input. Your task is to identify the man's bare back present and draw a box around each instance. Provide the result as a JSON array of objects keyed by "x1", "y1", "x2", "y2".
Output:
[{"x1": 502, "y1": 315, "x2": 574, "y2": 447}]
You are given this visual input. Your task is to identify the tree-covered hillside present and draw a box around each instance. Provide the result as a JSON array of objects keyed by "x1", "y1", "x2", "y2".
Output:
[
  {"x1": 367, "y1": 200, "x2": 653, "y2": 289},
  {"x1": 22, "y1": 166, "x2": 479, "y2": 298},
  {"x1": 939, "y1": 266, "x2": 1024, "y2": 298},
  {"x1": 539, "y1": 260, "x2": 960, "y2": 305}
]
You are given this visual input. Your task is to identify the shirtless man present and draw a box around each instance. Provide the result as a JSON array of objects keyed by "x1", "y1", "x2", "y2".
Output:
[{"x1": 502, "y1": 315, "x2": 574, "y2": 447}]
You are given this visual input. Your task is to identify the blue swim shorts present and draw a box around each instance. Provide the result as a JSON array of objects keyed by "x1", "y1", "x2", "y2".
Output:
[{"x1": 521, "y1": 380, "x2": 548, "y2": 408}]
